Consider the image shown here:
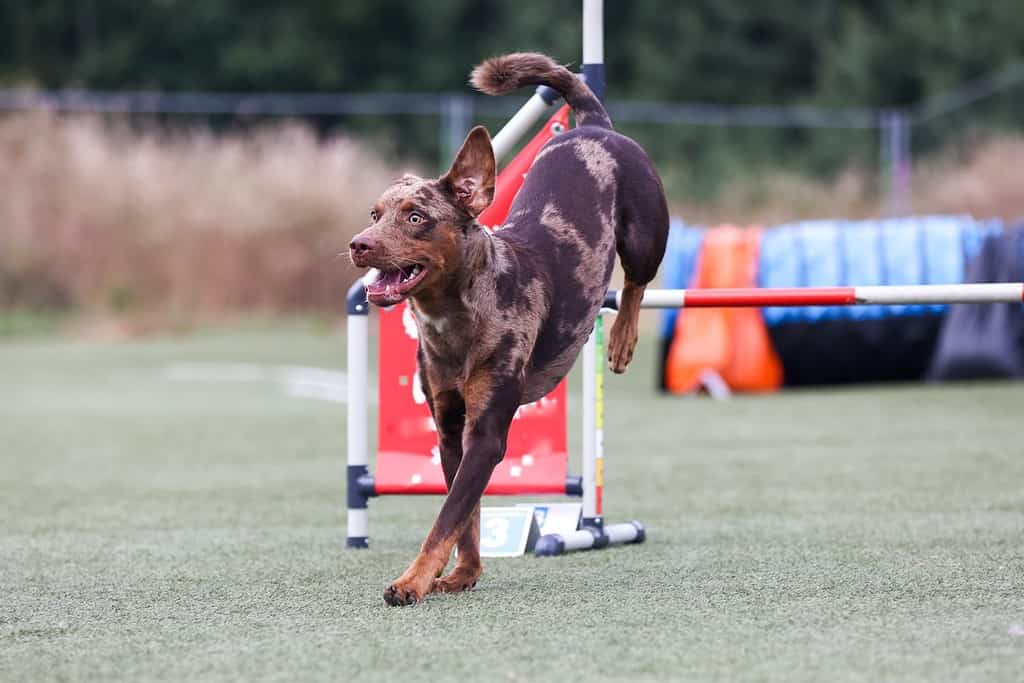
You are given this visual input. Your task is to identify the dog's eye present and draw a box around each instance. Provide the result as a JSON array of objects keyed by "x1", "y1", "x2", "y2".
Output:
[
  {"x1": 370, "y1": 209, "x2": 378, "y2": 222},
  {"x1": 408, "y1": 212, "x2": 425, "y2": 225}
]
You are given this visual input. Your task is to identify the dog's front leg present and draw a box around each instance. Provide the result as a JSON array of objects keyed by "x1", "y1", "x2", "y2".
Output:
[
  {"x1": 432, "y1": 421, "x2": 484, "y2": 595},
  {"x1": 421, "y1": 388, "x2": 483, "y2": 594},
  {"x1": 384, "y1": 373, "x2": 521, "y2": 606},
  {"x1": 432, "y1": 501, "x2": 482, "y2": 595}
]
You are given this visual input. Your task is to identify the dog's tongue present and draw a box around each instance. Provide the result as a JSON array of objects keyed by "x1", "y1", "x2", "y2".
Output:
[{"x1": 366, "y1": 269, "x2": 402, "y2": 295}]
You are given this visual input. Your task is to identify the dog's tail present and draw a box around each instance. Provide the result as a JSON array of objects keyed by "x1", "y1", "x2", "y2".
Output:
[{"x1": 470, "y1": 53, "x2": 612, "y2": 130}]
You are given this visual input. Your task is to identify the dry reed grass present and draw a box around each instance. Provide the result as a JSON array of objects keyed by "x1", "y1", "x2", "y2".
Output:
[
  {"x1": 911, "y1": 135, "x2": 1024, "y2": 220},
  {"x1": 0, "y1": 112, "x2": 405, "y2": 325},
  {"x1": 673, "y1": 135, "x2": 1024, "y2": 227},
  {"x1": 3, "y1": 112, "x2": 1023, "y2": 332}
]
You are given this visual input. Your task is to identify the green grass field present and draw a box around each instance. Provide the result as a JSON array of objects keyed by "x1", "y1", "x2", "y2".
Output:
[{"x1": 3, "y1": 323, "x2": 1023, "y2": 681}]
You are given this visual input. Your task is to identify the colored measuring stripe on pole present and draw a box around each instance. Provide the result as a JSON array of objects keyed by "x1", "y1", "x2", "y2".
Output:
[
  {"x1": 594, "y1": 315, "x2": 604, "y2": 517},
  {"x1": 604, "y1": 283, "x2": 1024, "y2": 310}
]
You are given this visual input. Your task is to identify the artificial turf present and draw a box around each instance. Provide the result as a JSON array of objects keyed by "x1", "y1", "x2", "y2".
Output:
[{"x1": 2, "y1": 322, "x2": 1023, "y2": 681}]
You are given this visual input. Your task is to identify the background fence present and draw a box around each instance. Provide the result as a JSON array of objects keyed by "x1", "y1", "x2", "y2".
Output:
[{"x1": 5, "y1": 61, "x2": 1024, "y2": 214}]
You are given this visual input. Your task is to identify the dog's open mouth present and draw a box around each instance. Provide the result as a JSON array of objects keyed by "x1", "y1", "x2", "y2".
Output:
[{"x1": 365, "y1": 264, "x2": 429, "y2": 306}]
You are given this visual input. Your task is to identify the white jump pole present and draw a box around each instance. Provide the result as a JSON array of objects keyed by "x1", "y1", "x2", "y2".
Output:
[
  {"x1": 536, "y1": 0, "x2": 646, "y2": 556},
  {"x1": 581, "y1": 325, "x2": 598, "y2": 522},
  {"x1": 580, "y1": 0, "x2": 604, "y2": 534},
  {"x1": 602, "y1": 283, "x2": 1024, "y2": 310},
  {"x1": 345, "y1": 277, "x2": 372, "y2": 548},
  {"x1": 581, "y1": 0, "x2": 604, "y2": 98},
  {"x1": 490, "y1": 90, "x2": 559, "y2": 162}
]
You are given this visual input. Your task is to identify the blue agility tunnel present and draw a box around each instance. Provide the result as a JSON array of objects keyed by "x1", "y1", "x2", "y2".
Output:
[{"x1": 657, "y1": 216, "x2": 1024, "y2": 390}]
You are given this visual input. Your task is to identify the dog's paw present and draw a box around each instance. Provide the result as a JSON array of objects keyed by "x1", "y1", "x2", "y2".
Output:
[
  {"x1": 383, "y1": 580, "x2": 427, "y2": 607},
  {"x1": 607, "y1": 319, "x2": 637, "y2": 374},
  {"x1": 607, "y1": 347, "x2": 634, "y2": 374},
  {"x1": 431, "y1": 565, "x2": 482, "y2": 594}
]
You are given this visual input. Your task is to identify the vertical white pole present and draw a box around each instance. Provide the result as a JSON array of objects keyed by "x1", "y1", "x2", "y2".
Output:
[
  {"x1": 347, "y1": 316, "x2": 368, "y2": 467},
  {"x1": 581, "y1": 0, "x2": 604, "y2": 529},
  {"x1": 582, "y1": 0, "x2": 604, "y2": 64},
  {"x1": 346, "y1": 287, "x2": 370, "y2": 547},
  {"x1": 581, "y1": 327, "x2": 597, "y2": 520},
  {"x1": 593, "y1": 314, "x2": 604, "y2": 518},
  {"x1": 582, "y1": 0, "x2": 605, "y2": 101}
]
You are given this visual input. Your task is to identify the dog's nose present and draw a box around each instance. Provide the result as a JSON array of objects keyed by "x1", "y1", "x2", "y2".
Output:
[{"x1": 349, "y1": 235, "x2": 378, "y2": 257}]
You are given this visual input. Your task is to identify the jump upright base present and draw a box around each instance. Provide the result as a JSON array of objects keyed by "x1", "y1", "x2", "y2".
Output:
[{"x1": 535, "y1": 519, "x2": 646, "y2": 557}]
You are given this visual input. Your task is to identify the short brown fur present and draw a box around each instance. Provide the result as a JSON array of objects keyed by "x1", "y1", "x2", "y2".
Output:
[{"x1": 350, "y1": 53, "x2": 668, "y2": 606}]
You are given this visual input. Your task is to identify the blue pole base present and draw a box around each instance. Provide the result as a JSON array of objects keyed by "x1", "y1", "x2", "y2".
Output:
[{"x1": 534, "y1": 534, "x2": 566, "y2": 556}]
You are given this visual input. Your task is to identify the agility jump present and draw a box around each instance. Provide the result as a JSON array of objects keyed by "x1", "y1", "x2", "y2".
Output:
[
  {"x1": 346, "y1": 279, "x2": 1022, "y2": 556},
  {"x1": 344, "y1": 0, "x2": 1024, "y2": 564},
  {"x1": 603, "y1": 283, "x2": 1024, "y2": 309}
]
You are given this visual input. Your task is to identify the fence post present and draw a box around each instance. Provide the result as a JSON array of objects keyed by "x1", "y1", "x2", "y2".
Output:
[
  {"x1": 880, "y1": 109, "x2": 912, "y2": 216},
  {"x1": 440, "y1": 94, "x2": 474, "y2": 170}
]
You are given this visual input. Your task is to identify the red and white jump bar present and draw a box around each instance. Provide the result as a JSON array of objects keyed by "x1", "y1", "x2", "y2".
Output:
[{"x1": 604, "y1": 283, "x2": 1024, "y2": 310}]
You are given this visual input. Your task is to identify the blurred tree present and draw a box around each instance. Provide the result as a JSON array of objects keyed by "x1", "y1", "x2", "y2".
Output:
[
  {"x1": 7, "y1": 0, "x2": 1016, "y2": 101},
  {"x1": 3, "y1": 0, "x2": 1024, "y2": 195}
]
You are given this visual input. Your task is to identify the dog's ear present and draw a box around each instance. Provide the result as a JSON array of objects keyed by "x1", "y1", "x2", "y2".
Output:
[{"x1": 441, "y1": 126, "x2": 495, "y2": 217}]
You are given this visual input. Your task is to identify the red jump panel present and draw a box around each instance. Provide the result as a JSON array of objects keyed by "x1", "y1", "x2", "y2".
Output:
[{"x1": 375, "y1": 303, "x2": 568, "y2": 495}]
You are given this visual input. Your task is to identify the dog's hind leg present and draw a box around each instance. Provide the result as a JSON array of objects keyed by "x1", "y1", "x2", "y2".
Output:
[{"x1": 607, "y1": 159, "x2": 669, "y2": 374}]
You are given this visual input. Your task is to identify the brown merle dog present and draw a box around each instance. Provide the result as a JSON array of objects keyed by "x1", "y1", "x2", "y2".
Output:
[{"x1": 349, "y1": 53, "x2": 669, "y2": 606}]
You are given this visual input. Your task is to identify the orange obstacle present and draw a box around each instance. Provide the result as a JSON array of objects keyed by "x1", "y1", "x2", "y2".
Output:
[{"x1": 664, "y1": 225, "x2": 784, "y2": 394}]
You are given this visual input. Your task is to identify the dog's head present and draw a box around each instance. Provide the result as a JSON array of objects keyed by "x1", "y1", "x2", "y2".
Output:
[{"x1": 350, "y1": 126, "x2": 496, "y2": 307}]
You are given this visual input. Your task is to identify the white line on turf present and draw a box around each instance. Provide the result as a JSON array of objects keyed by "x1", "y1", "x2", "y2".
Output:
[{"x1": 161, "y1": 363, "x2": 363, "y2": 403}]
